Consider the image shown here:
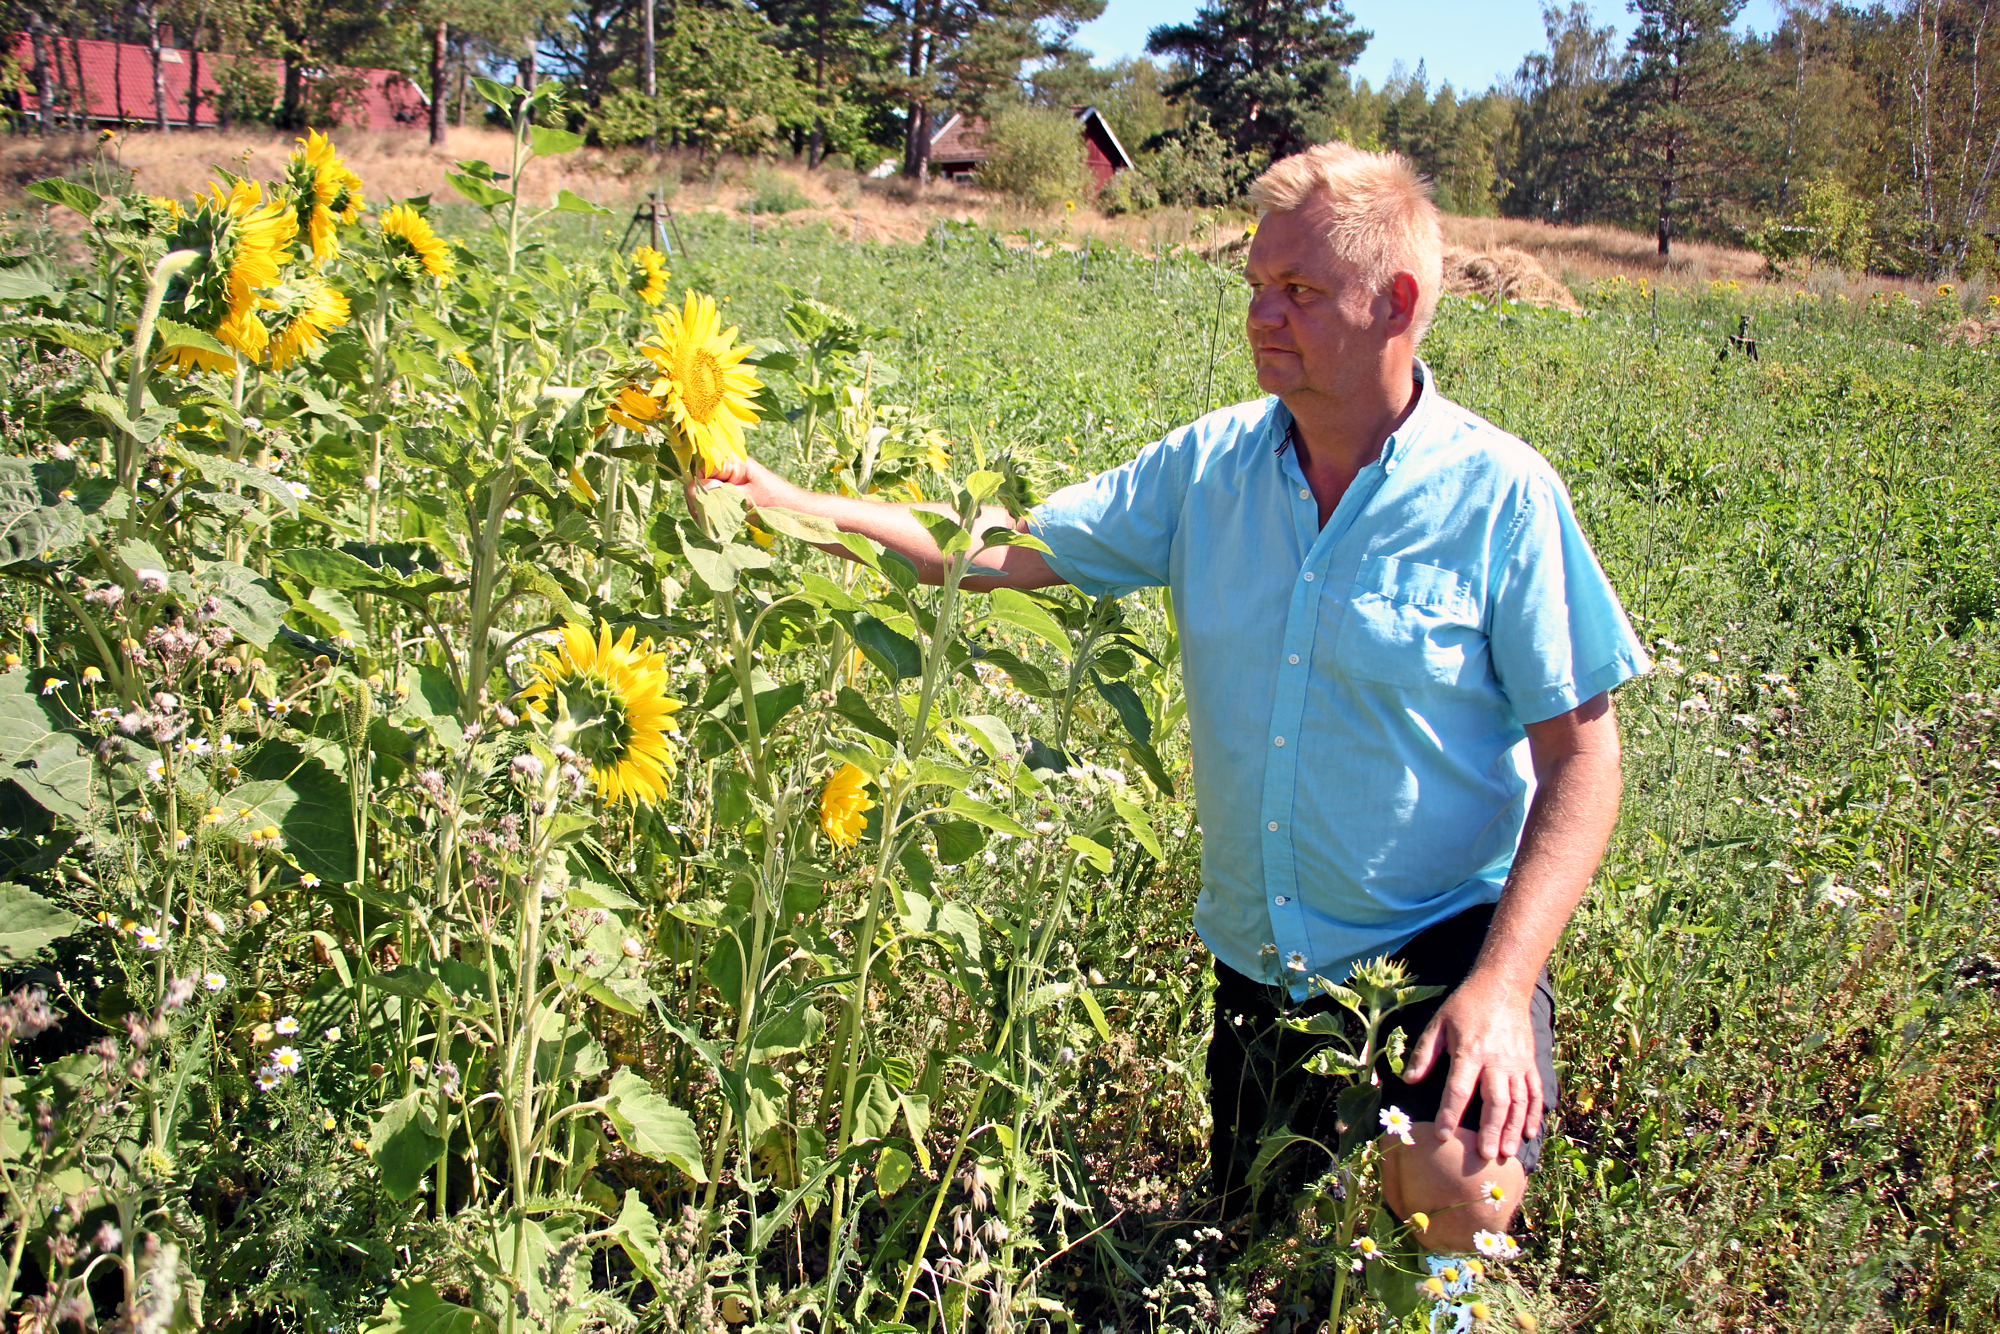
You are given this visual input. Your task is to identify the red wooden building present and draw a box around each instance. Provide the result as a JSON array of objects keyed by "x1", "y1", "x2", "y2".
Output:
[
  {"x1": 9, "y1": 33, "x2": 428, "y2": 132},
  {"x1": 928, "y1": 105, "x2": 1134, "y2": 190}
]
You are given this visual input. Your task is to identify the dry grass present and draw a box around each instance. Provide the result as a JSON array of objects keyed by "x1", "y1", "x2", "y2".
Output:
[
  {"x1": 1441, "y1": 215, "x2": 1767, "y2": 287},
  {"x1": 1, "y1": 126, "x2": 1969, "y2": 301}
]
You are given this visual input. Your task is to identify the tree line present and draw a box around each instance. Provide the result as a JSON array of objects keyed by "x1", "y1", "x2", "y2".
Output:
[{"x1": 5, "y1": 0, "x2": 1996, "y2": 277}]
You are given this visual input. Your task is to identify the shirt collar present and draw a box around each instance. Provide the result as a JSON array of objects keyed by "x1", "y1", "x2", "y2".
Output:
[{"x1": 1273, "y1": 358, "x2": 1436, "y2": 470}]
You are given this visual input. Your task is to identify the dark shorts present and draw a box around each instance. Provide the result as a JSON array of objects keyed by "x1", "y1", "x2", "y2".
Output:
[{"x1": 1206, "y1": 902, "x2": 1558, "y2": 1219}]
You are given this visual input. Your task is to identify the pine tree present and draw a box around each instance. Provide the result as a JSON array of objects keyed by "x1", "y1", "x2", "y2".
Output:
[
  {"x1": 1144, "y1": 0, "x2": 1370, "y2": 162},
  {"x1": 1603, "y1": 0, "x2": 1767, "y2": 255}
]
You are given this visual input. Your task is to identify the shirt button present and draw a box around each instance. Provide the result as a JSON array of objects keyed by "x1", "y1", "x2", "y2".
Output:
[
  {"x1": 1288, "y1": 653, "x2": 1300, "y2": 664},
  {"x1": 1267, "y1": 820, "x2": 1279, "y2": 831},
  {"x1": 1299, "y1": 487, "x2": 1310, "y2": 500},
  {"x1": 1303, "y1": 571, "x2": 1315, "y2": 582},
  {"x1": 1274, "y1": 736, "x2": 1284, "y2": 746},
  {"x1": 1274, "y1": 895, "x2": 1289, "y2": 905}
]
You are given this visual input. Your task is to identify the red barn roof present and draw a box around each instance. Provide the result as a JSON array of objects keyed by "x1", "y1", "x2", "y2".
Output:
[
  {"x1": 9, "y1": 34, "x2": 427, "y2": 132},
  {"x1": 930, "y1": 105, "x2": 1134, "y2": 191}
]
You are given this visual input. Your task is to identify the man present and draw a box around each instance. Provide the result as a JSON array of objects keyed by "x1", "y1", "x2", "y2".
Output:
[{"x1": 696, "y1": 142, "x2": 1647, "y2": 1253}]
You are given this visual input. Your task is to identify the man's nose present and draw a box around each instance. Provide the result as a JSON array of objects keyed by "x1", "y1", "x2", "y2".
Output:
[{"x1": 1246, "y1": 289, "x2": 1281, "y2": 330}]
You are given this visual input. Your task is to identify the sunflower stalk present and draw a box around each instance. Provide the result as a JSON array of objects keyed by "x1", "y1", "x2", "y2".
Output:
[
  {"x1": 821, "y1": 480, "x2": 989, "y2": 1287},
  {"x1": 119, "y1": 249, "x2": 200, "y2": 526}
]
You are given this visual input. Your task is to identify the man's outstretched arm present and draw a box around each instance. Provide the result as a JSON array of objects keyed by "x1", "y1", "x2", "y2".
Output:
[{"x1": 695, "y1": 456, "x2": 1066, "y2": 592}]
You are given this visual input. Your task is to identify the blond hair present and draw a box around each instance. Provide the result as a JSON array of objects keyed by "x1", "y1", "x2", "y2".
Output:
[{"x1": 1249, "y1": 142, "x2": 1444, "y2": 342}]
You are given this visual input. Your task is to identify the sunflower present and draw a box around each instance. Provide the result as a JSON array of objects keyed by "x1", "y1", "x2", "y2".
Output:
[
  {"x1": 381, "y1": 203, "x2": 453, "y2": 283},
  {"x1": 520, "y1": 622, "x2": 679, "y2": 806},
  {"x1": 285, "y1": 130, "x2": 365, "y2": 265},
  {"x1": 638, "y1": 292, "x2": 763, "y2": 473},
  {"x1": 819, "y1": 764, "x2": 875, "y2": 848},
  {"x1": 604, "y1": 385, "x2": 664, "y2": 432},
  {"x1": 267, "y1": 275, "x2": 351, "y2": 369},
  {"x1": 628, "y1": 245, "x2": 670, "y2": 305},
  {"x1": 157, "y1": 180, "x2": 297, "y2": 372}
]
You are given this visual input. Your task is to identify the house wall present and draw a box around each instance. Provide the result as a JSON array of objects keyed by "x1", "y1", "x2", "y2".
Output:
[{"x1": 9, "y1": 34, "x2": 425, "y2": 132}]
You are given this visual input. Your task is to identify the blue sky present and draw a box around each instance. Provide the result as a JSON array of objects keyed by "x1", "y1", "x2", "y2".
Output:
[{"x1": 1070, "y1": 0, "x2": 1791, "y2": 95}]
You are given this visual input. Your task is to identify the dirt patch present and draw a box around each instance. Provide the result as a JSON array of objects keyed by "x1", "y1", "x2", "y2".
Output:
[{"x1": 1441, "y1": 244, "x2": 1581, "y2": 311}]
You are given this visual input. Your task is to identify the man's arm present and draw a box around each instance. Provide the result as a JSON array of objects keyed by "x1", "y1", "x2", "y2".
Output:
[
  {"x1": 694, "y1": 456, "x2": 1065, "y2": 592},
  {"x1": 1401, "y1": 690, "x2": 1623, "y2": 1162}
]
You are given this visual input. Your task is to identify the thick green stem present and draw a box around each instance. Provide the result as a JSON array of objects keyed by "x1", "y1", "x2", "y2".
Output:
[{"x1": 118, "y1": 249, "x2": 200, "y2": 524}]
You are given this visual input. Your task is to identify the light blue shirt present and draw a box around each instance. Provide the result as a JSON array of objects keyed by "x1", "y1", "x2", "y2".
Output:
[{"x1": 1030, "y1": 363, "x2": 1649, "y2": 996}]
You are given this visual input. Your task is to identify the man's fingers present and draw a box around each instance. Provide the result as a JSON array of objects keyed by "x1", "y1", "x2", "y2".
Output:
[
  {"x1": 1434, "y1": 1054, "x2": 1480, "y2": 1139},
  {"x1": 1497, "y1": 1073, "x2": 1530, "y2": 1160},
  {"x1": 1403, "y1": 1015, "x2": 1444, "y2": 1083},
  {"x1": 1477, "y1": 1066, "x2": 1511, "y2": 1161},
  {"x1": 1523, "y1": 1069, "x2": 1544, "y2": 1140}
]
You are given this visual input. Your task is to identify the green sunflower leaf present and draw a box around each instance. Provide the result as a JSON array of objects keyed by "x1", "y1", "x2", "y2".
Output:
[{"x1": 25, "y1": 179, "x2": 102, "y2": 218}]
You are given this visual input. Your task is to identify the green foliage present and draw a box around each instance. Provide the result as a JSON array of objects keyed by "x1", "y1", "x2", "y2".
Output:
[
  {"x1": 740, "y1": 169, "x2": 810, "y2": 216},
  {"x1": 974, "y1": 106, "x2": 1093, "y2": 211},
  {"x1": 1145, "y1": 0, "x2": 1370, "y2": 161},
  {"x1": 1096, "y1": 165, "x2": 1161, "y2": 216},
  {"x1": 1142, "y1": 118, "x2": 1251, "y2": 207},
  {"x1": 1751, "y1": 171, "x2": 1875, "y2": 275},
  {"x1": 587, "y1": 2, "x2": 810, "y2": 155}
]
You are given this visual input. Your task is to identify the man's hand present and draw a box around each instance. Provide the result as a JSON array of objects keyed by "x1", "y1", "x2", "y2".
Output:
[
  {"x1": 1401, "y1": 975, "x2": 1543, "y2": 1162},
  {"x1": 1400, "y1": 692, "x2": 1622, "y2": 1163},
  {"x1": 686, "y1": 455, "x2": 778, "y2": 507}
]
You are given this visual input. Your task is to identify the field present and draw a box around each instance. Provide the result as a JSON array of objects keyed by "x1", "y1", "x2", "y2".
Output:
[
  {"x1": 7, "y1": 125, "x2": 1933, "y2": 299},
  {"x1": 1, "y1": 102, "x2": 1998, "y2": 1334}
]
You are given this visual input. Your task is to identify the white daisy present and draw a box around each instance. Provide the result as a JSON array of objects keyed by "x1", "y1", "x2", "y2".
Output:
[{"x1": 1379, "y1": 1105, "x2": 1416, "y2": 1145}]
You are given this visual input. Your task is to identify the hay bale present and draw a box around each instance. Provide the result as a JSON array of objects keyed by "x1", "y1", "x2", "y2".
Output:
[
  {"x1": 1441, "y1": 245, "x2": 1580, "y2": 312},
  {"x1": 1942, "y1": 316, "x2": 2000, "y2": 347}
]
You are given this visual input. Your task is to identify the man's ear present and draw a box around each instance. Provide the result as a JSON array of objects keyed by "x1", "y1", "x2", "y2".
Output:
[{"x1": 1383, "y1": 271, "x2": 1421, "y2": 338}]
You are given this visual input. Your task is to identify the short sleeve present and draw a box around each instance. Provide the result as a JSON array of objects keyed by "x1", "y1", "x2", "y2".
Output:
[
  {"x1": 1029, "y1": 432, "x2": 1187, "y2": 598},
  {"x1": 1487, "y1": 473, "x2": 1650, "y2": 725}
]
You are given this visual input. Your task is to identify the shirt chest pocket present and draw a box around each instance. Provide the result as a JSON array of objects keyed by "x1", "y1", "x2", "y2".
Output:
[{"x1": 1333, "y1": 557, "x2": 1486, "y2": 689}]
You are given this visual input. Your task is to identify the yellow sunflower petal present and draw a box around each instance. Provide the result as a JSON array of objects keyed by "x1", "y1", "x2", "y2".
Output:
[{"x1": 637, "y1": 291, "x2": 764, "y2": 474}]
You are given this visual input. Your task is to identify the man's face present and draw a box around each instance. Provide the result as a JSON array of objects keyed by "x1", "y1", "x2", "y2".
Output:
[{"x1": 1243, "y1": 203, "x2": 1387, "y2": 404}]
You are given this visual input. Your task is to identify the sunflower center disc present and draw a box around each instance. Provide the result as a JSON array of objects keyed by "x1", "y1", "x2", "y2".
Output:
[
  {"x1": 557, "y1": 675, "x2": 634, "y2": 770},
  {"x1": 679, "y1": 348, "x2": 725, "y2": 421}
]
